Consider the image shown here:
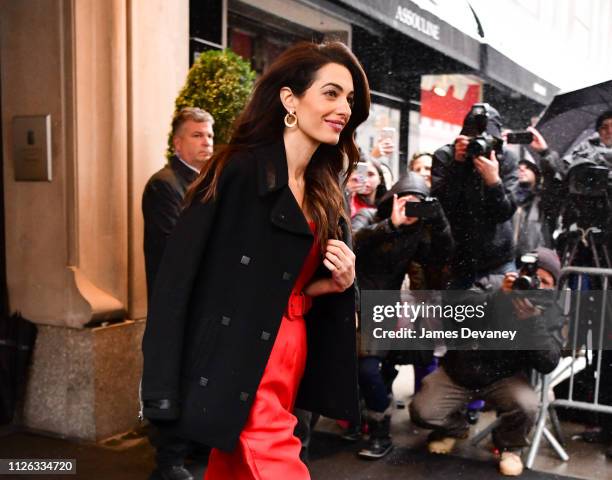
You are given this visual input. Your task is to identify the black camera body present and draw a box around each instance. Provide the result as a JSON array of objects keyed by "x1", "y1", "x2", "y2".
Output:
[
  {"x1": 404, "y1": 197, "x2": 439, "y2": 219},
  {"x1": 513, "y1": 253, "x2": 540, "y2": 290},
  {"x1": 465, "y1": 134, "x2": 504, "y2": 163},
  {"x1": 564, "y1": 161, "x2": 611, "y2": 230},
  {"x1": 461, "y1": 103, "x2": 504, "y2": 164}
]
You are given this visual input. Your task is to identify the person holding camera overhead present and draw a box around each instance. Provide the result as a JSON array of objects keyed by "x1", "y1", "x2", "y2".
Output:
[
  {"x1": 141, "y1": 41, "x2": 370, "y2": 480},
  {"x1": 432, "y1": 103, "x2": 519, "y2": 289}
]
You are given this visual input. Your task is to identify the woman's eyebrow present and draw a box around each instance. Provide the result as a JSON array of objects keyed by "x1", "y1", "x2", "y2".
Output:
[{"x1": 320, "y1": 82, "x2": 354, "y2": 94}]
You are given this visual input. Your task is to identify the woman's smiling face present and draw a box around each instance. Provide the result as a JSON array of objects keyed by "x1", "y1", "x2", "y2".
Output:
[{"x1": 288, "y1": 62, "x2": 354, "y2": 146}]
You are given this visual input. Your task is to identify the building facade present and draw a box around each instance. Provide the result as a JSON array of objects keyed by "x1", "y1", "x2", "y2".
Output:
[{"x1": 0, "y1": 0, "x2": 610, "y2": 440}]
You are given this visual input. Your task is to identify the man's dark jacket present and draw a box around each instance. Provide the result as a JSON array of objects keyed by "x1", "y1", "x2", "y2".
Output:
[
  {"x1": 442, "y1": 276, "x2": 564, "y2": 389},
  {"x1": 141, "y1": 141, "x2": 359, "y2": 451},
  {"x1": 432, "y1": 145, "x2": 518, "y2": 275},
  {"x1": 142, "y1": 155, "x2": 198, "y2": 300},
  {"x1": 352, "y1": 208, "x2": 453, "y2": 291}
]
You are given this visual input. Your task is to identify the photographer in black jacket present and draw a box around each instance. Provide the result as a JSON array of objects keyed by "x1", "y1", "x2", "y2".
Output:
[
  {"x1": 433, "y1": 103, "x2": 519, "y2": 289},
  {"x1": 410, "y1": 247, "x2": 564, "y2": 476},
  {"x1": 351, "y1": 172, "x2": 453, "y2": 459}
]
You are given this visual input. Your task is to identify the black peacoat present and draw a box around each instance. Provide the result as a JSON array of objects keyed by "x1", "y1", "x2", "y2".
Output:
[{"x1": 141, "y1": 141, "x2": 359, "y2": 452}]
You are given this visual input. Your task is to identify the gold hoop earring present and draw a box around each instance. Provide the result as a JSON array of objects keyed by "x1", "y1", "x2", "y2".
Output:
[{"x1": 284, "y1": 111, "x2": 297, "y2": 128}]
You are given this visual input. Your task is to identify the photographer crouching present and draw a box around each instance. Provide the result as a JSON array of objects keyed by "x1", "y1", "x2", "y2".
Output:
[{"x1": 409, "y1": 248, "x2": 564, "y2": 476}]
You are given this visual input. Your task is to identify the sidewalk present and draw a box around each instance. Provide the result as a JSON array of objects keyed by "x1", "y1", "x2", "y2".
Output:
[{"x1": 1, "y1": 412, "x2": 606, "y2": 480}]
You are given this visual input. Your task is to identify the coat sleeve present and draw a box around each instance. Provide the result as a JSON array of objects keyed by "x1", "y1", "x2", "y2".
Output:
[
  {"x1": 431, "y1": 145, "x2": 466, "y2": 219},
  {"x1": 482, "y1": 147, "x2": 518, "y2": 223},
  {"x1": 141, "y1": 167, "x2": 236, "y2": 421}
]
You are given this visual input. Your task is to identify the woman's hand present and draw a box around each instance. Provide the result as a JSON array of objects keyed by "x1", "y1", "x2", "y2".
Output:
[{"x1": 323, "y1": 239, "x2": 355, "y2": 292}]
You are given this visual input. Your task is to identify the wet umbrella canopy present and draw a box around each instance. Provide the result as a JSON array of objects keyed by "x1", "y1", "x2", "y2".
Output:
[{"x1": 536, "y1": 79, "x2": 612, "y2": 157}]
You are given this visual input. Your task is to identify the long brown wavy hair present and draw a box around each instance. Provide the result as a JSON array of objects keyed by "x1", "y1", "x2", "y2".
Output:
[{"x1": 184, "y1": 41, "x2": 370, "y2": 250}]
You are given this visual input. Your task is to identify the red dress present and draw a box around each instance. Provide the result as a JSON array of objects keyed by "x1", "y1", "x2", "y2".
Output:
[{"x1": 205, "y1": 222, "x2": 319, "y2": 480}]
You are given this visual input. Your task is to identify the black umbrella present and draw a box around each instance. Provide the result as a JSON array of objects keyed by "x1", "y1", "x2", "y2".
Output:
[{"x1": 535, "y1": 79, "x2": 612, "y2": 158}]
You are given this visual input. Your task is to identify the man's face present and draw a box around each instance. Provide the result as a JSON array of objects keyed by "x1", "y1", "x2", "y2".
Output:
[
  {"x1": 518, "y1": 163, "x2": 536, "y2": 187},
  {"x1": 173, "y1": 120, "x2": 214, "y2": 171},
  {"x1": 536, "y1": 268, "x2": 555, "y2": 290},
  {"x1": 598, "y1": 118, "x2": 612, "y2": 147}
]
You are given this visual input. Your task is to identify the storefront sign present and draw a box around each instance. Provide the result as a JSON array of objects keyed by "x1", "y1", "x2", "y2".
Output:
[{"x1": 394, "y1": 4, "x2": 440, "y2": 40}]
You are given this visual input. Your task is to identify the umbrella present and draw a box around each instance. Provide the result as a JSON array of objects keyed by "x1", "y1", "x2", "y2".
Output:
[{"x1": 535, "y1": 79, "x2": 612, "y2": 158}]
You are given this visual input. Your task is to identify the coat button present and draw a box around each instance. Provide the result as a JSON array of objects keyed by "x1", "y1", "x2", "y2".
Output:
[
  {"x1": 240, "y1": 255, "x2": 251, "y2": 266},
  {"x1": 282, "y1": 272, "x2": 292, "y2": 281},
  {"x1": 261, "y1": 331, "x2": 270, "y2": 341},
  {"x1": 202, "y1": 407, "x2": 207, "y2": 414},
  {"x1": 221, "y1": 316, "x2": 231, "y2": 326},
  {"x1": 279, "y1": 213, "x2": 286, "y2": 221},
  {"x1": 240, "y1": 392, "x2": 249, "y2": 402},
  {"x1": 199, "y1": 377, "x2": 209, "y2": 387}
]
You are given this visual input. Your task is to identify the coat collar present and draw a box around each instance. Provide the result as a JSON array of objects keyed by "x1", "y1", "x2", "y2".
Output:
[
  {"x1": 255, "y1": 141, "x2": 289, "y2": 197},
  {"x1": 254, "y1": 140, "x2": 313, "y2": 238},
  {"x1": 170, "y1": 155, "x2": 199, "y2": 184}
]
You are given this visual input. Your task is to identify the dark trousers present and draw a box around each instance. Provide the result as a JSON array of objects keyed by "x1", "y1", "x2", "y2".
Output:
[
  {"x1": 358, "y1": 355, "x2": 399, "y2": 413},
  {"x1": 410, "y1": 366, "x2": 539, "y2": 450}
]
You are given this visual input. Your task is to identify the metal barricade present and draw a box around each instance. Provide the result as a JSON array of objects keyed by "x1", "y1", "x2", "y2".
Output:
[{"x1": 525, "y1": 266, "x2": 612, "y2": 469}]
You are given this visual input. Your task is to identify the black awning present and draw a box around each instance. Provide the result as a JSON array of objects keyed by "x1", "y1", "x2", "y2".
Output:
[
  {"x1": 482, "y1": 45, "x2": 558, "y2": 105},
  {"x1": 334, "y1": 0, "x2": 558, "y2": 106},
  {"x1": 337, "y1": 0, "x2": 481, "y2": 69}
]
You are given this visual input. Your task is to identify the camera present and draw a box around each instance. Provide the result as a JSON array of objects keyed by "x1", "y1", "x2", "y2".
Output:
[
  {"x1": 461, "y1": 103, "x2": 504, "y2": 163},
  {"x1": 568, "y1": 163, "x2": 609, "y2": 197},
  {"x1": 563, "y1": 161, "x2": 611, "y2": 230},
  {"x1": 404, "y1": 197, "x2": 439, "y2": 219},
  {"x1": 465, "y1": 134, "x2": 503, "y2": 162},
  {"x1": 513, "y1": 253, "x2": 540, "y2": 290}
]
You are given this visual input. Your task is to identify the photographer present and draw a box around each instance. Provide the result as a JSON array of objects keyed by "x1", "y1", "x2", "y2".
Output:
[
  {"x1": 557, "y1": 110, "x2": 612, "y2": 237},
  {"x1": 432, "y1": 103, "x2": 519, "y2": 289},
  {"x1": 351, "y1": 173, "x2": 453, "y2": 459},
  {"x1": 566, "y1": 110, "x2": 612, "y2": 167},
  {"x1": 409, "y1": 247, "x2": 564, "y2": 476}
]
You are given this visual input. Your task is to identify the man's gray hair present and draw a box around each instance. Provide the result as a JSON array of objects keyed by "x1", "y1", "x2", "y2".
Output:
[{"x1": 171, "y1": 107, "x2": 214, "y2": 137}]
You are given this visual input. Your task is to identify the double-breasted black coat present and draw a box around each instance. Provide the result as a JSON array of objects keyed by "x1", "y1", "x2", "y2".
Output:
[{"x1": 141, "y1": 141, "x2": 359, "y2": 452}]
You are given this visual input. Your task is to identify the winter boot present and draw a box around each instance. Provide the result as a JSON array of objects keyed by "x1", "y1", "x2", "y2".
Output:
[{"x1": 357, "y1": 414, "x2": 393, "y2": 459}]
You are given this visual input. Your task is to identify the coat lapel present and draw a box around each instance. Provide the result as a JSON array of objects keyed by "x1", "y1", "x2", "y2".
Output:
[{"x1": 256, "y1": 141, "x2": 313, "y2": 238}]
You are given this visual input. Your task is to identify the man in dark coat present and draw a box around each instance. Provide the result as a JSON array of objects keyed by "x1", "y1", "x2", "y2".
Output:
[
  {"x1": 141, "y1": 140, "x2": 360, "y2": 454},
  {"x1": 142, "y1": 107, "x2": 214, "y2": 480},
  {"x1": 432, "y1": 103, "x2": 518, "y2": 289}
]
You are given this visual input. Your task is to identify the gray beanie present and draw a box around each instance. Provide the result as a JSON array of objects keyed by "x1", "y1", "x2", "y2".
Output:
[{"x1": 535, "y1": 247, "x2": 561, "y2": 285}]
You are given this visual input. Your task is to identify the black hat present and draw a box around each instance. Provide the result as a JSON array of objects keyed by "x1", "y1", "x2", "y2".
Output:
[
  {"x1": 460, "y1": 103, "x2": 503, "y2": 138},
  {"x1": 377, "y1": 172, "x2": 430, "y2": 218}
]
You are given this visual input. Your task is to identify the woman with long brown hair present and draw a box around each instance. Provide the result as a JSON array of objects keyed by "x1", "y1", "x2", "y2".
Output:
[{"x1": 141, "y1": 41, "x2": 370, "y2": 479}]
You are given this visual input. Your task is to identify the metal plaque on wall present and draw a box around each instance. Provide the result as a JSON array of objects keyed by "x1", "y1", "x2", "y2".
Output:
[{"x1": 12, "y1": 114, "x2": 52, "y2": 181}]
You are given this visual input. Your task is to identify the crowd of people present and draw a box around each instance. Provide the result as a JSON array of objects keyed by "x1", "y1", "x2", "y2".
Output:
[{"x1": 139, "y1": 40, "x2": 612, "y2": 480}]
